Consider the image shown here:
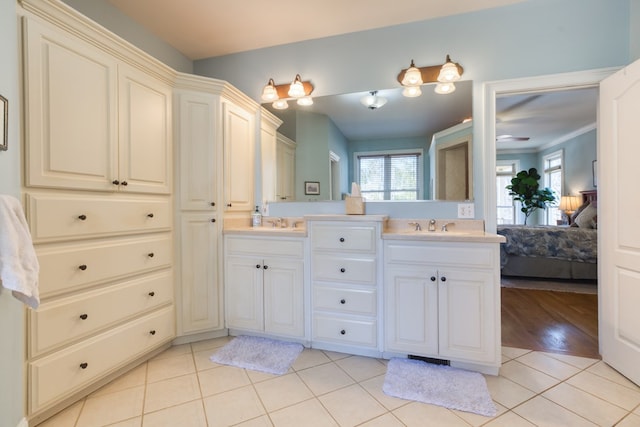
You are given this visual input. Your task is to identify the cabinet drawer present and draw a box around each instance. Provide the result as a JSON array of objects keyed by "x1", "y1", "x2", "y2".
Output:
[
  {"x1": 26, "y1": 192, "x2": 171, "y2": 242},
  {"x1": 312, "y1": 254, "x2": 376, "y2": 285},
  {"x1": 225, "y1": 236, "x2": 303, "y2": 258},
  {"x1": 384, "y1": 241, "x2": 495, "y2": 268},
  {"x1": 313, "y1": 286, "x2": 376, "y2": 316},
  {"x1": 311, "y1": 224, "x2": 376, "y2": 253},
  {"x1": 313, "y1": 315, "x2": 377, "y2": 347},
  {"x1": 36, "y1": 234, "x2": 171, "y2": 297},
  {"x1": 29, "y1": 305, "x2": 174, "y2": 413},
  {"x1": 30, "y1": 270, "x2": 173, "y2": 357}
]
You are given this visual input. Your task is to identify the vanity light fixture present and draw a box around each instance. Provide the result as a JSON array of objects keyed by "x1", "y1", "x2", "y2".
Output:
[
  {"x1": 397, "y1": 55, "x2": 463, "y2": 97},
  {"x1": 261, "y1": 74, "x2": 314, "y2": 110},
  {"x1": 360, "y1": 91, "x2": 388, "y2": 110}
]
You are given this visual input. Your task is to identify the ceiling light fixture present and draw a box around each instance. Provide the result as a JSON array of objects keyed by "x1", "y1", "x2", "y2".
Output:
[
  {"x1": 397, "y1": 55, "x2": 464, "y2": 97},
  {"x1": 261, "y1": 74, "x2": 314, "y2": 110},
  {"x1": 360, "y1": 91, "x2": 388, "y2": 110}
]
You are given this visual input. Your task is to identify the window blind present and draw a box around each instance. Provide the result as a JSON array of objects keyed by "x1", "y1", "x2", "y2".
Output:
[{"x1": 358, "y1": 153, "x2": 420, "y2": 200}]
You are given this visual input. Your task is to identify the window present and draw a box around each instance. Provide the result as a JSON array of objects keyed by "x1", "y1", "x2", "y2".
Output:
[
  {"x1": 496, "y1": 160, "x2": 519, "y2": 224},
  {"x1": 355, "y1": 150, "x2": 423, "y2": 200},
  {"x1": 543, "y1": 150, "x2": 563, "y2": 225}
]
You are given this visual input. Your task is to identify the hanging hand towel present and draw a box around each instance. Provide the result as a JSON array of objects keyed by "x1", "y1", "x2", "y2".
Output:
[{"x1": 0, "y1": 195, "x2": 40, "y2": 308}]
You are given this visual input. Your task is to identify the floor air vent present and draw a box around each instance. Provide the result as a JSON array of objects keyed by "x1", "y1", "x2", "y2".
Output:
[{"x1": 408, "y1": 355, "x2": 450, "y2": 366}]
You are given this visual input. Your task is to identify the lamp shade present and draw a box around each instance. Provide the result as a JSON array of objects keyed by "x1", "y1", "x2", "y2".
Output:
[
  {"x1": 437, "y1": 55, "x2": 461, "y2": 82},
  {"x1": 297, "y1": 96, "x2": 313, "y2": 106},
  {"x1": 360, "y1": 91, "x2": 387, "y2": 109},
  {"x1": 261, "y1": 79, "x2": 278, "y2": 102},
  {"x1": 288, "y1": 74, "x2": 305, "y2": 98},
  {"x1": 272, "y1": 99, "x2": 289, "y2": 110},
  {"x1": 402, "y1": 85, "x2": 422, "y2": 98},
  {"x1": 559, "y1": 195, "x2": 581, "y2": 213},
  {"x1": 401, "y1": 60, "x2": 423, "y2": 86},
  {"x1": 434, "y1": 82, "x2": 456, "y2": 94}
]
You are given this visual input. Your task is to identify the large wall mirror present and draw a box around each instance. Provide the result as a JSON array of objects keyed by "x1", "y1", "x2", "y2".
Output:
[{"x1": 263, "y1": 80, "x2": 473, "y2": 201}]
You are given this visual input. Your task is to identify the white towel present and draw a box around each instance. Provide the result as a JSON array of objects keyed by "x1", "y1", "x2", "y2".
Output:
[{"x1": 0, "y1": 195, "x2": 40, "y2": 308}]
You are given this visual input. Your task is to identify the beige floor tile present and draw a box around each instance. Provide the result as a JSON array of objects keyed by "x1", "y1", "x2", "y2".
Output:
[
  {"x1": 198, "y1": 364, "x2": 251, "y2": 397},
  {"x1": 150, "y1": 343, "x2": 192, "y2": 361},
  {"x1": 484, "y1": 374, "x2": 536, "y2": 409},
  {"x1": 192, "y1": 348, "x2": 223, "y2": 372},
  {"x1": 144, "y1": 374, "x2": 201, "y2": 413},
  {"x1": 335, "y1": 355, "x2": 387, "y2": 382},
  {"x1": 107, "y1": 418, "x2": 141, "y2": 427},
  {"x1": 516, "y1": 351, "x2": 581, "y2": 380},
  {"x1": 190, "y1": 336, "x2": 233, "y2": 353},
  {"x1": 146, "y1": 353, "x2": 195, "y2": 384},
  {"x1": 501, "y1": 347, "x2": 531, "y2": 361},
  {"x1": 246, "y1": 367, "x2": 286, "y2": 384},
  {"x1": 483, "y1": 411, "x2": 536, "y2": 426},
  {"x1": 393, "y1": 401, "x2": 470, "y2": 426},
  {"x1": 359, "y1": 374, "x2": 408, "y2": 411},
  {"x1": 76, "y1": 386, "x2": 145, "y2": 427},
  {"x1": 617, "y1": 413, "x2": 640, "y2": 426},
  {"x1": 202, "y1": 385, "x2": 266, "y2": 427},
  {"x1": 38, "y1": 400, "x2": 84, "y2": 427},
  {"x1": 513, "y1": 396, "x2": 598, "y2": 426},
  {"x1": 234, "y1": 415, "x2": 274, "y2": 426},
  {"x1": 499, "y1": 360, "x2": 560, "y2": 393},
  {"x1": 567, "y1": 370, "x2": 640, "y2": 411},
  {"x1": 291, "y1": 348, "x2": 331, "y2": 371},
  {"x1": 453, "y1": 402, "x2": 507, "y2": 427},
  {"x1": 635, "y1": 405, "x2": 640, "y2": 415},
  {"x1": 543, "y1": 382, "x2": 628, "y2": 426},
  {"x1": 319, "y1": 384, "x2": 387, "y2": 426},
  {"x1": 358, "y1": 412, "x2": 405, "y2": 426},
  {"x1": 268, "y1": 398, "x2": 338, "y2": 427},
  {"x1": 587, "y1": 361, "x2": 640, "y2": 390},
  {"x1": 92, "y1": 363, "x2": 147, "y2": 398},
  {"x1": 542, "y1": 352, "x2": 600, "y2": 370},
  {"x1": 321, "y1": 350, "x2": 351, "y2": 361},
  {"x1": 297, "y1": 361, "x2": 355, "y2": 395},
  {"x1": 142, "y1": 400, "x2": 207, "y2": 427},
  {"x1": 253, "y1": 373, "x2": 313, "y2": 412}
]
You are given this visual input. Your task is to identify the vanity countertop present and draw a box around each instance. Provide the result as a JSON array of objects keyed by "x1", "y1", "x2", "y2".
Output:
[
  {"x1": 223, "y1": 217, "x2": 307, "y2": 237},
  {"x1": 304, "y1": 214, "x2": 389, "y2": 222},
  {"x1": 383, "y1": 219, "x2": 506, "y2": 243}
]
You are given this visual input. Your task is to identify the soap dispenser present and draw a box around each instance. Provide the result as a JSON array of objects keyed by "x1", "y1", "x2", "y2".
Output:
[{"x1": 252, "y1": 205, "x2": 262, "y2": 227}]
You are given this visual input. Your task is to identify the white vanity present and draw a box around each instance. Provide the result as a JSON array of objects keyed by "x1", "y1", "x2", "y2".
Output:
[{"x1": 223, "y1": 215, "x2": 505, "y2": 375}]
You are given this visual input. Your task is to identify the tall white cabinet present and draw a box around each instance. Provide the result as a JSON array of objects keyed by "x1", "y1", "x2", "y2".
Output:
[
  {"x1": 20, "y1": 1, "x2": 175, "y2": 423},
  {"x1": 276, "y1": 133, "x2": 297, "y2": 201}
]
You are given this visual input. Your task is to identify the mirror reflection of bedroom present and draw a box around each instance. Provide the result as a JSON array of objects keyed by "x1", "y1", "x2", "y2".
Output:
[{"x1": 495, "y1": 87, "x2": 599, "y2": 359}]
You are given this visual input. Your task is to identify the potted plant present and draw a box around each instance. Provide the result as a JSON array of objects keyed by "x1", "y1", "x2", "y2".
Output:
[{"x1": 506, "y1": 168, "x2": 556, "y2": 225}]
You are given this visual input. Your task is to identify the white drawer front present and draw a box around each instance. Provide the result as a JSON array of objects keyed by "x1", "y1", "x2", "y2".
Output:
[
  {"x1": 29, "y1": 306, "x2": 174, "y2": 413},
  {"x1": 27, "y1": 193, "x2": 171, "y2": 242},
  {"x1": 313, "y1": 315, "x2": 377, "y2": 347},
  {"x1": 384, "y1": 241, "x2": 495, "y2": 268},
  {"x1": 37, "y1": 234, "x2": 171, "y2": 297},
  {"x1": 312, "y1": 254, "x2": 376, "y2": 285},
  {"x1": 313, "y1": 286, "x2": 376, "y2": 316},
  {"x1": 311, "y1": 225, "x2": 376, "y2": 253},
  {"x1": 225, "y1": 236, "x2": 303, "y2": 258},
  {"x1": 30, "y1": 270, "x2": 173, "y2": 357}
]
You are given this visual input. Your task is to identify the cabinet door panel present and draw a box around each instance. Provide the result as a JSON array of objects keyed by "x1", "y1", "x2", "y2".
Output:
[
  {"x1": 223, "y1": 102, "x2": 254, "y2": 211},
  {"x1": 263, "y1": 259, "x2": 304, "y2": 337},
  {"x1": 225, "y1": 256, "x2": 263, "y2": 331},
  {"x1": 23, "y1": 18, "x2": 118, "y2": 191}
]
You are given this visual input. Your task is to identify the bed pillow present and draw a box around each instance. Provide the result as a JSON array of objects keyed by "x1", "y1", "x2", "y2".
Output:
[
  {"x1": 570, "y1": 201, "x2": 590, "y2": 226},
  {"x1": 574, "y1": 204, "x2": 597, "y2": 229}
]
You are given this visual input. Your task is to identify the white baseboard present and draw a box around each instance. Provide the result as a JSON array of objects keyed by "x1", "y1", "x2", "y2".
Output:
[{"x1": 16, "y1": 417, "x2": 28, "y2": 427}]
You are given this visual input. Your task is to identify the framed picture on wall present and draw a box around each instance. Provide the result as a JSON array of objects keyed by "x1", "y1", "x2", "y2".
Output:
[
  {"x1": 305, "y1": 181, "x2": 320, "y2": 195},
  {"x1": 0, "y1": 95, "x2": 7, "y2": 151}
]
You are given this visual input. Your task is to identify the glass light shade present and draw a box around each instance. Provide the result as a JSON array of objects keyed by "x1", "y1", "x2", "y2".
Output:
[
  {"x1": 437, "y1": 61, "x2": 461, "y2": 82},
  {"x1": 288, "y1": 75, "x2": 305, "y2": 98},
  {"x1": 272, "y1": 99, "x2": 289, "y2": 110},
  {"x1": 434, "y1": 82, "x2": 456, "y2": 94},
  {"x1": 261, "y1": 80, "x2": 278, "y2": 102},
  {"x1": 401, "y1": 64, "x2": 423, "y2": 87},
  {"x1": 360, "y1": 92, "x2": 387, "y2": 109},
  {"x1": 402, "y1": 85, "x2": 422, "y2": 98},
  {"x1": 297, "y1": 96, "x2": 313, "y2": 106},
  {"x1": 559, "y1": 195, "x2": 581, "y2": 213}
]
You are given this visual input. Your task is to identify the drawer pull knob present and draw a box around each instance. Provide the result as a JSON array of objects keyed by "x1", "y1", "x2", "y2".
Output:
[
  {"x1": 78, "y1": 214, "x2": 87, "y2": 221},
  {"x1": 210, "y1": 202, "x2": 215, "y2": 206},
  {"x1": 340, "y1": 329, "x2": 346, "y2": 335},
  {"x1": 79, "y1": 314, "x2": 88, "y2": 320},
  {"x1": 227, "y1": 203, "x2": 232, "y2": 207},
  {"x1": 147, "y1": 213, "x2": 154, "y2": 218},
  {"x1": 430, "y1": 276, "x2": 436, "y2": 282},
  {"x1": 148, "y1": 291, "x2": 155, "y2": 297},
  {"x1": 211, "y1": 218, "x2": 216, "y2": 223},
  {"x1": 149, "y1": 330, "x2": 156, "y2": 335},
  {"x1": 339, "y1": 237, "x2": 345, "y2": 242},
  {"x1": 79, "y1": 362, "x2": 88, "y2": 369},
  {"x1": 112, "y1": 179, "x2": 120, "y2": 185},
  {"x1": 263, "y1": 265, "x2": 268, "y2": 270},
  {"x1": 340, "y1": 299, "x2": 346, "y2": 304},
  {"x1": 148, "y1": 253, "x2": 154, "y2": 258},
  {"x1": 256, "y1": 264, "x2": 261, "y2": 269},
  {"x1": 121, "y1": 181, "x2": 128, "y2": 186},
  {"x1": 340, "y1": 268, "x2": 346, "y2": 273},
  {"x1": 78, "y1": 264, "x2": 87, "y2": 271},
  {"x1": 441, "y1": 276, "x2": 447, "y2": 282}
]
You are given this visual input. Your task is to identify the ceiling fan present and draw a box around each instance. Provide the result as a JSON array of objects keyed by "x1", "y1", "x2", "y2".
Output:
[{"x1": 496, "y1": 134, "x2": 530, "y2": 142}]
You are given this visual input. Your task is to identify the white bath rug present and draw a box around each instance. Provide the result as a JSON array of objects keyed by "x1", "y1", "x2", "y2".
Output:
[
  {"x1": 382, "y1": 358, "x2": 497, "y2": 417},
  {"x1": 210, "y1": 335, "x2": 303, "y2": 375}
]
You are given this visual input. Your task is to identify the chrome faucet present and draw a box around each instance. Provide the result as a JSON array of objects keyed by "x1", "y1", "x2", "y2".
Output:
[
  {"x1": 441, "y1": 222, "x2": 454, "y2": 232},
  {"x1": 428, "y1": 219, "x2": 436, "y2": 232},
  {"x1": 408, "y1": 222, "x2": 422, "y2": 231}
]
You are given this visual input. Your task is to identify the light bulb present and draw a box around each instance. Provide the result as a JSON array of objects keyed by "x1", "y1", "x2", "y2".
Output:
[
  {"x1": 261, "y1": 79, "x2": 278, "y2": 102},
  {"x1": 402, "y1": 86, "x2": 422, "y2": 98},
  {"x1": 297, "y1": 96, "x2": 313, "y2": 106},
  {"x1": 272, "y1": 99, "x2": 289, "y2": 110},
  {"x1": 434, "y1": 82, "x2": 456, "y2": 94},
  {"x1": 401, "y1": 60, "x2": 423, "y2": 86},
  {"x1": 288, "y1": 74, "x2": 305, "y2": 98}
]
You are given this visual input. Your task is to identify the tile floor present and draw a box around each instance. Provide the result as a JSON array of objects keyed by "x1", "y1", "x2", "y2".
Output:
[{"x1": 39, "y1": 337, "x2": 640, "y2": 427}]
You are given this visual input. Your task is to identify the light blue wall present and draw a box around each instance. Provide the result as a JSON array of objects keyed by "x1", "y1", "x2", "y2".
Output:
[
  {"x1": 327, "y1": 120, "x2": 349, "y2": 197},
  {"x1": 0, "y1": 0, "x2": 26, "y2": 425},
  {"x1": 295, "y1": 111, "x2": 330, "y2": 200}
]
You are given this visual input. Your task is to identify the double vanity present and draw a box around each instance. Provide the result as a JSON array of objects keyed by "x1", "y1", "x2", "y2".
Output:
[{"x1": 223, "y1": 215, "x2": 505, "y2": 375}]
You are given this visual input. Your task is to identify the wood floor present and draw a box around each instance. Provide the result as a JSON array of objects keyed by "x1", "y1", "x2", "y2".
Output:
[{"x1": 501, "y1": 284, "x2": 600, "y2": 359}]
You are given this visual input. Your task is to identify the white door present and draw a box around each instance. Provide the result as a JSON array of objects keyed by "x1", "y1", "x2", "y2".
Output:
[{"x1": 599, "y1": 59, "x2": 640, "y2": 385}]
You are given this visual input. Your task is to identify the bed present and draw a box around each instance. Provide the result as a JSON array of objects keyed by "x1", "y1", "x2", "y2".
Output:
[{"x1": 497, "y1": 190, "x2": 597, "y2": 280}]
